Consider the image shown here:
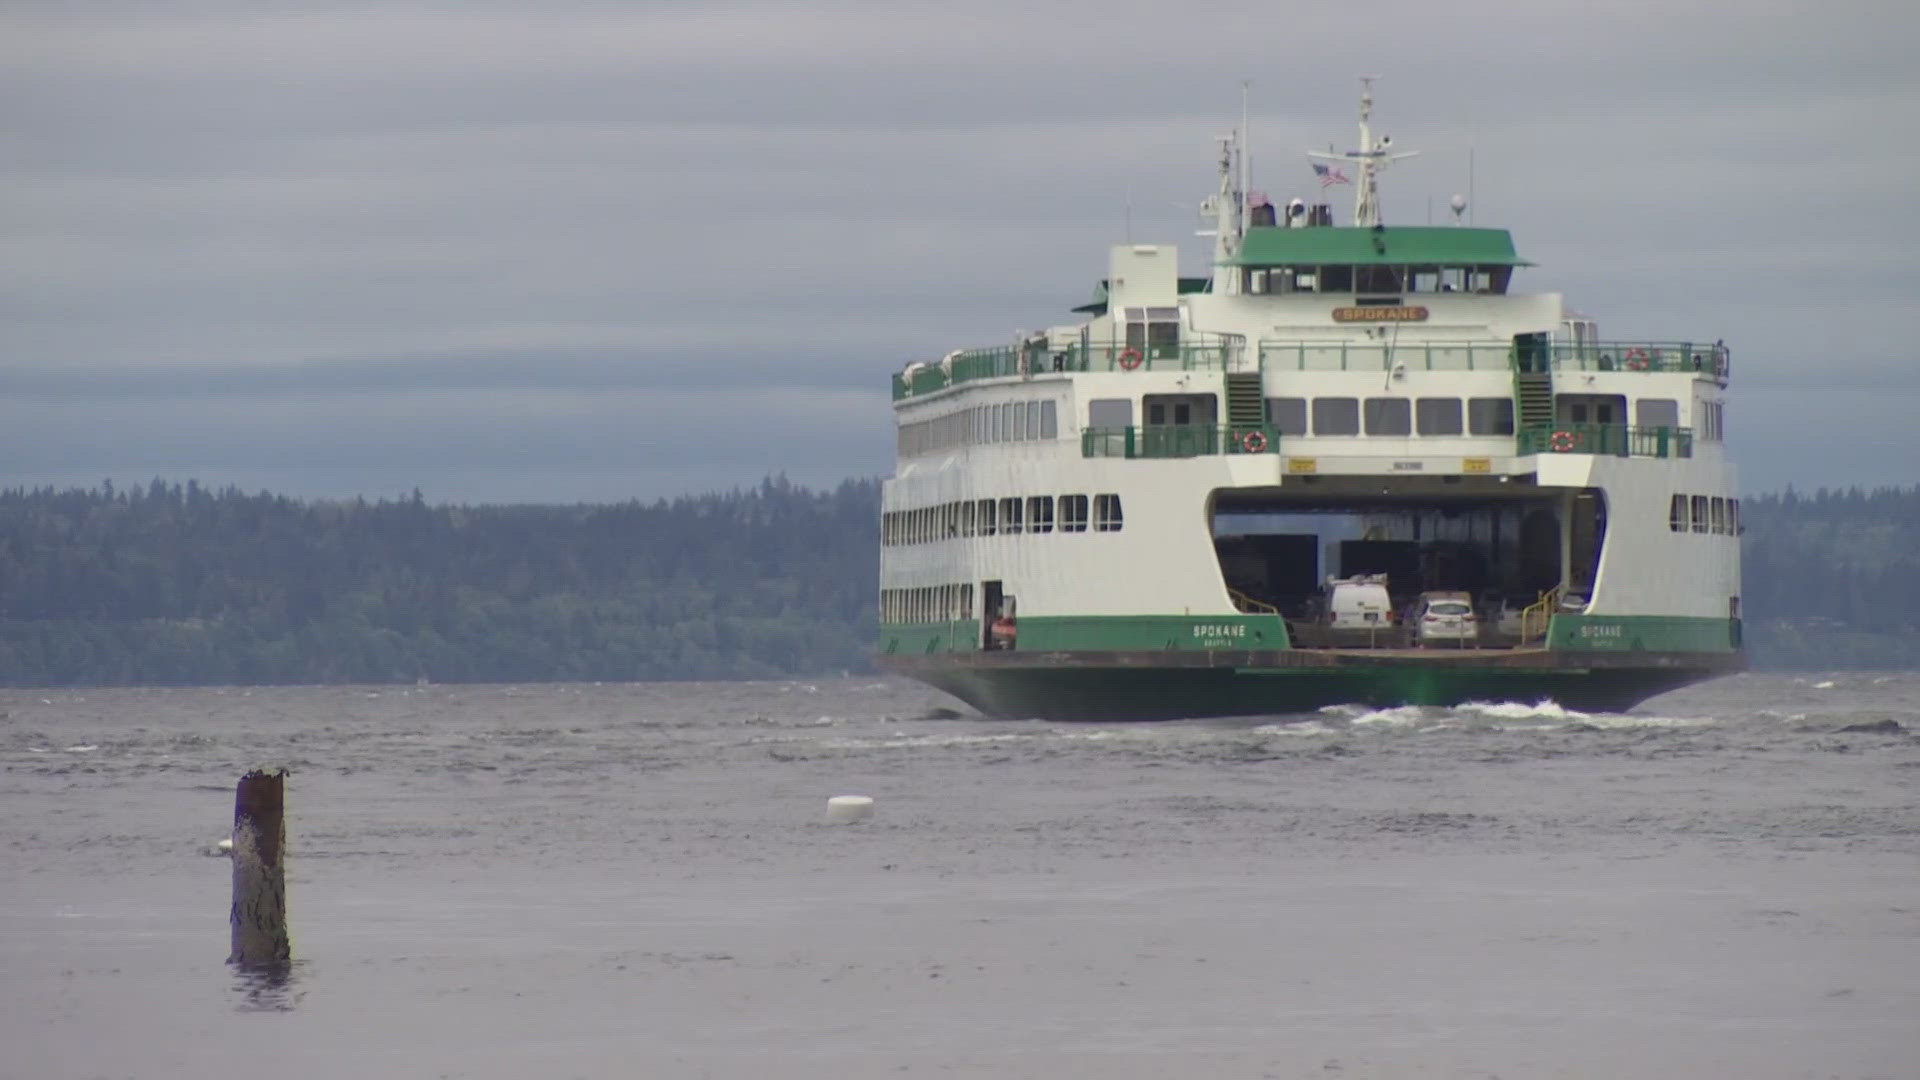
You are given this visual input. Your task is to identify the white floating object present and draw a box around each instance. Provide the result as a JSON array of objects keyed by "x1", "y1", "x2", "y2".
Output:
[{"x1": 826, "y1": 795, "x2": 874, "y2": 824}]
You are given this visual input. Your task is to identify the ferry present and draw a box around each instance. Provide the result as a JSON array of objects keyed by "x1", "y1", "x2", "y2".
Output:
[{"x1": 876, "y1": 81, "x2": 1744, "y2": 720}]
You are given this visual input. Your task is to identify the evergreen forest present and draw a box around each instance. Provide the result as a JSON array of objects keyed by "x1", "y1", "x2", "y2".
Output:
[{"x1": 0, "y1": 479, "x2": 1914, "y2": 687}]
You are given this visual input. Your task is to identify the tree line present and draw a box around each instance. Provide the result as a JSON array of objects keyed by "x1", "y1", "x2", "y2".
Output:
[{"x1": 0, "y1": 478, "x2": 1914, "y2": 686}]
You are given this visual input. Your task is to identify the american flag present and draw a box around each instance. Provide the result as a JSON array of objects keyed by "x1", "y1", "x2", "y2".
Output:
[{"x1": 1312, "y1": 162, "x2": 1350, "y2": 188}]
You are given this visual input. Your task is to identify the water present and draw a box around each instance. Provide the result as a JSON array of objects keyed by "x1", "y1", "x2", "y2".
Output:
[{"x1": 4, "y1": 674, "x2": 1917, "y2": 1078}]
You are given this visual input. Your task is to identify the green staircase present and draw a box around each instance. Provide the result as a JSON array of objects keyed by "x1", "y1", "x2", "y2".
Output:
[
  {"x1": 1515, "y1": 371, "x2": 1554, "y2": 433},
  {"x1": 1225, "y1": 372, "x2": 1267, "y2": 432}
]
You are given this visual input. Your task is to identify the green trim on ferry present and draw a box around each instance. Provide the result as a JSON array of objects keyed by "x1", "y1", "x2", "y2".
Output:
[
  {"x1": 1232, "y1": 225, "x2": 1529, "y2": 267},
  {"x1": 878, "y1": 620, "x2": 978, "y2": 656},
  {"x1": 1547, "y1": 614, "x2": 1741, "y2": 653},
  {"x1": 1014, "y1": 614, "x2": 1291, "y2": 651}
]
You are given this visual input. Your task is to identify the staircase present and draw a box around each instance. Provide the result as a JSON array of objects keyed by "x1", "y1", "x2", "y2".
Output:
[
  {"x1": 1514, "y1": 371, "x2": 1554, "y2": 433},
  {"x1": 1224, "y1": 372, "x2": 1267, "y2": 433}
]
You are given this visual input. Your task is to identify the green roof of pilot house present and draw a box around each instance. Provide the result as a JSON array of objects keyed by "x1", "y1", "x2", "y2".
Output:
[{"x1": 1231, "y1": 225, "x2": 1530, "y2": 267}]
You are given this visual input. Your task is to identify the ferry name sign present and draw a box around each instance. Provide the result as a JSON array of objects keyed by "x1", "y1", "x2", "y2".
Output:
[{"x1": 1332, "y1": 305, "x2": 1429, "y2": 322}]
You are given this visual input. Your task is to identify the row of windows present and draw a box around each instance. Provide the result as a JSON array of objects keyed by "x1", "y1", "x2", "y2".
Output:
[
  {"x1": 882, "y1": 494, "x2": 1123, "y2": 546},
  {"x1": 1669, "y1": 494, "x2": 1741, "y2": 535},
  {"x1": 1697, "y1": 400, "x2": 1726, "y2": 442},
  {"x1": 898, "y1": 399, "x2": 1061, "y2": 458},
  {"x1": 880, "y1": 583, "x2": 975, "y2": 625},
  {"x1": 1266, "y1": 395, "x2": 1516, "y2": 437}
]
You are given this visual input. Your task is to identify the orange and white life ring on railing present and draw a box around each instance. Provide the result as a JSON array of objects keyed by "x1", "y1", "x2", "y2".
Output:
[
  {"x1": 1240, "y1": 430, "x2": 1268, "y2": 454},
  {"x1": 1624, "y1": 348, "x2": 1650, "y2": 371},
  {"x1": 1549, "y1": 429, "x2": 1579, "y2": 453},
  {"x1": 1117, "y1": 348, "x2": 1144, "y2": 370}
]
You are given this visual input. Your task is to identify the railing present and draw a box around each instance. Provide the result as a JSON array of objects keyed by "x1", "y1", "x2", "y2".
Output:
[
  {"x1": 1228, "y1": 587, "x2": 1280, "y2": 616},
  {"x1": 1552, "y1": 341, "x2": 1730, "y2": 382},
  {"x1": 893, "y1": 338, "x2": 1247, "y2": 400},
  {"x1": 1081, "y1": 424, "x2": 1281, "y2": 459},
  {"x1": 895, "y1": 336, "x2": 1731, "y2": 400},
  {"x1": 1519, "y1": 586, "x2": 1560, "y2": 644},
  {"x1": 1516, "y1": 424, "x2": 1693, "y2": 459}
]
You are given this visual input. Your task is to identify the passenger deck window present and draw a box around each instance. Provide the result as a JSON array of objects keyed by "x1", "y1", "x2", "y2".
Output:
[
  {"x1": 1088, "y1": 398, "x2": 1132, "y2": 429},
  {"x1": 1059, "y1": 494, "x2": 1089, "y2": 533},
  {"x1": 1691, "y1": 495, "x2": 1710, "y2": 534},
  {"x1": 1266, "y1": 397, "x2": 1308, "y2": 434},
  {"x1": 1669, "y1": 494, "x2": 1687, "y2": 532},
  {"x1": 1710, "y1": 497, "x2": 1726, "y2": 534},
  {"x1": 999, "y1": 496, "x2": 1023, "y2": 532},
  {"x1": 1313, "y1": 397, "x2": 1360, "y2": 435},
  {"x1": 1093, "y1": 494, "x2": 1124, "y2": 532},
  {"x1": 1468, "y1": 397, "x2": 1515, "y2": 435},
  {"x1": 1364, "y1": 398, "x2": 1411, "y2": 436},
  {"x1": 1636, "y1": 398, "x2": 1679, "y2": 429},
  {"x1": 1039, "y1": 401, "x2": 1057, "y2": 438},
  {"x1": 978, "y1": 497, "x2": 997, "y2": 537},
  {"x1": 1027, "y1": 495, "x2": 1054, "y2": 533},
  {"x1": 1416, "y1": 398, "x2": 1463, "y2": 435}
]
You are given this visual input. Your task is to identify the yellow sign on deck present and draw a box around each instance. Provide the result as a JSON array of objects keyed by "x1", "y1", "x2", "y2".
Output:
[
  {"x1": 1286, "y1": 457, "x2": 1318, "y2": 475},
  {"x1": 1462, "y1": 457, "x2": 1492, "y2": 474}
]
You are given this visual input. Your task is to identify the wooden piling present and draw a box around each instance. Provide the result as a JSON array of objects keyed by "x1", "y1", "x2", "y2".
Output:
[{"x1": 228, "y1": 769, "x2": 290, "y2": 967}]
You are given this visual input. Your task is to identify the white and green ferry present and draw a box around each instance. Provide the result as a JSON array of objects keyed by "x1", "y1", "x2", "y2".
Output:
[{"x1": 877, "y1": 83, "x2": 1743, "y2": 720}]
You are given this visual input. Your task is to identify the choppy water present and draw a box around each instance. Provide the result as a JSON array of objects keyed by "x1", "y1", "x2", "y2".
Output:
[{"x1": 4, "y1": 673, "x2": 1917, "y2": 1078}]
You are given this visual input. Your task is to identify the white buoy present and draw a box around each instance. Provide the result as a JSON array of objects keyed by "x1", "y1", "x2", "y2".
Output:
[{"x1": 826, "y1": 795, "x2": 874, "y2": 824}]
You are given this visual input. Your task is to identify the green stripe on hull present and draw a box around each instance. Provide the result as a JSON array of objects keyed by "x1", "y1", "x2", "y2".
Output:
[{"x1": 1548, "y1": 614, "x2": 1741, "y2": 653}]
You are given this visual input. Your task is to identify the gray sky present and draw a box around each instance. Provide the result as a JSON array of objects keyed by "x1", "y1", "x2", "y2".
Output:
[{"x1": 3, "y1": 1, "x2": 1913, "y2": 503}]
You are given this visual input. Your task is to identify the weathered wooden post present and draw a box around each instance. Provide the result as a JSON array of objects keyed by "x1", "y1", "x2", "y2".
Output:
[{"x1": 228, "y1": 769, "x2": 290, "y2": 967}]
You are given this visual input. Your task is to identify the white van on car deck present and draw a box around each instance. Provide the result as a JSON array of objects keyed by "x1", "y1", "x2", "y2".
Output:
[{"x1": 1325, "y1": 574, "x2": 1394, "y2": 630}]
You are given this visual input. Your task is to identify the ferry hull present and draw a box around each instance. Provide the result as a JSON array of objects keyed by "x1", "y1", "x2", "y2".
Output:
[{"x1": 878, "y1": 650, "x2": 1744, "y2": 721}]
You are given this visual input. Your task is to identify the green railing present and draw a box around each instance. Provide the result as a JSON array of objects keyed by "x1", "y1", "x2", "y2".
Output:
[
  {"x1": 1517, "y1": 424, "x2": 1693, "y2": 459},
  {"x1": 1081, "y1": 424, "x2": 1281, "y2": 459},
  {"x1": 893, "y1": 339, "x2": 1245, "y2": 400}
]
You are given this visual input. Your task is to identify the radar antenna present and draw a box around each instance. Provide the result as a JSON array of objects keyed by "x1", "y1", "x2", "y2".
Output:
[{"x1": 1307, "y1": 76, "x2": 1419, "y2": 227}]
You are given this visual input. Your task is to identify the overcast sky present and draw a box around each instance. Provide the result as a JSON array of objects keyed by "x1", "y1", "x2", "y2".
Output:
[{"x1": 3, "y1": 1, "x2": 1913, "y2": 503}]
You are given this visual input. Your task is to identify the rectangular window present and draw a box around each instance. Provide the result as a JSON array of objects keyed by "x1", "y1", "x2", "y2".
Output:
[
  {"x1": 1691, "y1": 495, "x2": 1710, "y2": 534},
  {"x1": 1669, "y1": 494, "x2": 1687, "y2": 532},
  {"x1": 988, "y1": 406, "x2": 1001, "y2": 443},
  {"x1": 1710, "y1": 497, "x2": 1726, "y2": 534},
  {"x1": 1313, "y1": 397, "x2": 1360, "y2": 435},
  {"x1": 1040, "y1": 401, "x2": 1058, "y2": 438},
  {"x1": 1729, "y1": 498, "x2": 1741, "y2": 536},
  {"x1": 1088, "y1": 398, "x2": 1132, "y2": 429},
  {"x1": 1027, "y1": 495, "x2": 1054, "y2": 533},
  {"x1": 978, "y1": 497, "x2": 997, "y2": 537},
  {"x1": 1266, "y1": 397, "x2": 1308, "y2": 434},
  {"x1": 1059, "y1": 494, "x2": 1089, "y2": 533},
  {"x1": 1467, "y1": 397, "x2": 1515, "y2": 435},
  {"x1": 1415, "y1": 397, "x2": 1463, "y2": 435},
  {"x1": 1000, "y1": 496, "x2": 1023, "y2": 533},
  {"x1": 1636, "y1": 398, "x2": 1680, "y2": 429},
  {"x1": 1093, "y1": 493, "x2": 1124, "y2": 532},
  {"x1": 998, "y1": 403, "x2": 1013, "y2": 442},
  {"x1": 1364, "y1": 397, "x2": 1412, "y2": 435},
  {"x1": 1012, "y1": 402, "x2": 1028, "y2": 442},
  {"x1": 960, "y1": 500, "x2": 975, "y2": 537},
  {"x1": 1026, "y1": 402, "x2": 1041, "y2": 440}
]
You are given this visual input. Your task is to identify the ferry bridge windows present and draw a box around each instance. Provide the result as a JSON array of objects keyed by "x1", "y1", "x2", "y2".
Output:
[
  {"x1": 1413, "y1": 397, "x2": 1463, "y2": 435},
  {"x1": 978, "y1": 498, "x2": 998, "y2": 537},
  {"x1": 1670, "y1": 494, "x2": 1688, "y2": 533},
  {"x1": 1060, "y1": 494, "x2": 1090, "y2": 532},
  {"x1": 1363, "y1": 397, "x2": 1412, "y2": 436},
  {"x1": 1697, "y1": 399, "x2": 1725, "y2": 441},
  {"x1": 1266, "y1": 397, "x2": 1308, "y2": 435},
  {"x1": 1667, "y1": 493, "x2": 1741, "y2": 536},
  {"x1": 1093, "y1": 494, "x2": 1124, "y2": 532},
  {"x1": 1690, "y1": 495, "x2": 1710, "y2": 534},
  {"x1": 1313, "y1": 397, "x2": 1360, "y2": 435},
  {"x1": 1039, "y1": 401, "x2": 1058, "y2": 438},
  {"x1": 1467, "y1": 397, "x2": 1515, "y2": 435}
]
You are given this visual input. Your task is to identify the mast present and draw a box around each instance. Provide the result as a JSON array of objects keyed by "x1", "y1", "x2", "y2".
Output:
[{"x1": 1308, "y1": 76, "x2": 1419, "y2": 227}]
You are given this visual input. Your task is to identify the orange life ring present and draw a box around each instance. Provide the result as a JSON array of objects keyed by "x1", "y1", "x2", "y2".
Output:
[
  {"x1": 1117, "y1": 348, "x2": 1143, "y2": 370},
  {"x1": 1240, "y1": 430, "x2": 1268, "y2": 453},
  {"x1": 1549, "y1": 429, "x2": 1578, "y2": 453},
  {"x1": 1624, "y1": 348, "x2": 1649, "y2": 371}
]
